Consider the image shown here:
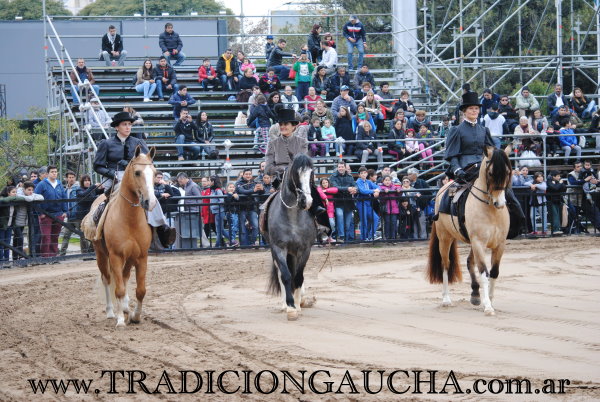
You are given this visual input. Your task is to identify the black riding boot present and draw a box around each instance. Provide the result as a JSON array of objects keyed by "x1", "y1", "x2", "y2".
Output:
[
  {"x1": 506, "y1": 187, "x2": 527, "y2": 239},
  {"x1": 93, "y1": 185, "x2": 113, "y2": 224},
  {"x1": 156, "y1": 225, "x2": 177, "y2": 248}
]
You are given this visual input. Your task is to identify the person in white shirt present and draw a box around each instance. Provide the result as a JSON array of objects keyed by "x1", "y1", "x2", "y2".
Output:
[
  {"x1": 320, "y1": 41, "x2": 338, "y2": 75},
  {"x1": 482, "y1": 102, "x2": 505, "y2": 148}
]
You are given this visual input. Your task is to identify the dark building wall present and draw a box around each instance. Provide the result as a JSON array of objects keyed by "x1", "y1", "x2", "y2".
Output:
[{"x1": 0, "y1": 19, "x2": 221, "y2": 118}]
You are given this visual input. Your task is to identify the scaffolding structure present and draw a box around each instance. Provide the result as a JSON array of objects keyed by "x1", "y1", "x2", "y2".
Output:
[{"x1": 392, "y1": 0, "x2": 600, "y2": 112}]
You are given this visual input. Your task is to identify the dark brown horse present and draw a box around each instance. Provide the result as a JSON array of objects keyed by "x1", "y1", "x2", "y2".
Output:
[{"x1": 82, "y1": 146, "x2": 157, "y2": 327}]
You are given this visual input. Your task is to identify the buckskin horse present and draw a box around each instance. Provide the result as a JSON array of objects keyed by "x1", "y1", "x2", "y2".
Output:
[
  {"x1": 427, "y1": 145, "x2": 512, "y2": 315},
  {"x1": 82, "y1": 146, "x2": 157, "y2": 327},
  {"x1": 263, "y1": 154, "x2": 316, "y2": 321}
]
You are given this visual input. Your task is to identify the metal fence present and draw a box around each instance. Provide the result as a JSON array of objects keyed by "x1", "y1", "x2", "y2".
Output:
[{"x1": 1, "y1": 187, "x2": 598, "y2": 268}]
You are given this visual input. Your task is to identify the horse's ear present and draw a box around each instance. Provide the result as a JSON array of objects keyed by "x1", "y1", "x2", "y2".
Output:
[
  {"x1": 134, "y1": 145, "x2": 142, "y2": 158},
  {"x1": 149, "y1": 146, "x2": 156, "y2": 160},
  {"x1": 504, "y1": 144, "x2": 512, "y2": 156},
  {"x1": 484, "y1": 145, "x2": 494, "y2": 159}
]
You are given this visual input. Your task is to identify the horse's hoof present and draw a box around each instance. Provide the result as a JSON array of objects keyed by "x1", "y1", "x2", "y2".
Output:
[
  {"x1": 128, "y1": 317, "x2": 140, "y2": 324},
  {"x1": 441, "y1": 301, "x2": 452, "y2": 307},
  {"x1": 484, "y1": 308, "x2": 496, "y2": 316},
  {"x1": 470, "y1": 297, "x2": 481, "y2": 306},
  {"x1": 115, "y1": 321, "x2": 126, "y2": 329},
  {"x1": 300, "y1": 295, "x2": 317, "y2": 308},
  {"x1": 286, "y1": 308, "x2": 299, "y2": 321},
  {"x1": 106, "y1": 311, "x2": 115, "y2": 319}
]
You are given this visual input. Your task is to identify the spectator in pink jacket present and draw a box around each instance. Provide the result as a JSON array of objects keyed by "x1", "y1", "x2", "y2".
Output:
[
  {"x1": 317, "y1": 178, "x2": 338, "y2": 242},
  {"x1": 378, "y1": 175, "x2": 401, "y2": 239}
]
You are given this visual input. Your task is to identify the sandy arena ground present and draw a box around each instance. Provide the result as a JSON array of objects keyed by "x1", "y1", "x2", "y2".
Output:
[{"x1": 0, "y1": 236, "x2": 599, "y2": 400}]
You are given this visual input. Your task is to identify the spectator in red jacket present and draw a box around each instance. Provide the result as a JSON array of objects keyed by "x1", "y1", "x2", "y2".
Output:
[{"x1": 198, "y1": 58, "x2": 221, "y2": 91}]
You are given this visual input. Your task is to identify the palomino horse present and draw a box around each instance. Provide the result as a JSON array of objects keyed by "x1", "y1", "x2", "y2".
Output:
[
  {"x1": 265, "y1": 154, "x2": 316, "y2": 321},
  {"x1": 83, "y1": 146, "x2": 158, "y2": 327},
  {"x1": 427, "y1": 145, "x2": 512, "y2": 315}
]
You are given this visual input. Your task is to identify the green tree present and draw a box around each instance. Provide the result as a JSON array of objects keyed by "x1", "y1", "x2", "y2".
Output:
[
  {"x1": 79, "y1": 0, "x2": 225, "y2": 16},
  {"x1": 0, "y1": 111, "x2": 56, "y2": 184},
  {"x1": 0, "y1": 0, "x2": 70, "y2": 20}
]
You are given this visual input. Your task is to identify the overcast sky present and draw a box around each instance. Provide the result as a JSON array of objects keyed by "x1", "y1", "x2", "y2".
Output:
[{"x1": 221, "y1": 0, "x2": 293, "y2": 17}]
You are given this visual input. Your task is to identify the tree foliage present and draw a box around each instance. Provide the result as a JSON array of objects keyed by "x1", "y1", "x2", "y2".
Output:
[
  {"x1": 0, "y1": 0, "x2": 70, "y2": 20},
  {"x1": 79, "y1": 0, "x2": 226, "y2": 16},
  {"x1": 0, "y1": 110, "x2": 56, "y2": 184}
]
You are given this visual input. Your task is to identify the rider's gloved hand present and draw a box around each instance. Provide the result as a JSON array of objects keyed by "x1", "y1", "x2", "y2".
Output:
[
  {"x1": 117, "y1": 160, "x2": 129, "y2": 169},
  {"x1": 455, "y1": 169, "x2": 468, "y2": 182}
]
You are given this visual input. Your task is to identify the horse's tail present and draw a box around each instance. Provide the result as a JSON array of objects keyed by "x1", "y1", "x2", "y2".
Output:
[
  {"x1": 426, "y1": 222, "x2": 462, "y2": 284},
  {"x1": 267, "y1": 260, "x2": 281, "y2": 296}
]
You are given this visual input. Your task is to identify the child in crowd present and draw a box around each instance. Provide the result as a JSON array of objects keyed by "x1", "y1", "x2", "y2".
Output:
[
  {"x1": 378, "y1": 175, "x2": 401, "y2": 239},
  {"x1": 209, "y1": 176, "x2": 225, "y2": 247},
  {"x1": 317, "y1": 178, "x2": 339, "y2": 242},
  {"x1": 224, "y1": 182, "x2": 240, "y2": 247},
  {"x1": 398, "y1": 197, "x2": 416, "y2": 239},
  {"x1": 0, "y1": 186, "x2": 21, "y2": 263},
  {"x1": 200, "y1": 177, "x2": 214, "y2": 241},
  {"x1": 404, "y1": 128, "x2": 421, "y2": 158},
  {"x1": 559, "y1": 120, "x2": 582, "y2": 165},
  {"x1": 308, "y1": 117, "x2": 326, "y2": 157},
  {"x1": 546, "y1": 170, "x2": 566, "y2": 235},
  {"x1": 529, "y1": 172, "x2": 548, "y2": 235},
  {"x1": 417, "y1": 125, "x2": 434, "y2": 168},
  {"x1": 240, "y1": 58, "x2": 258, "y2": 79},
  {"x1": 355, "y1": 167, "x2": 380, "y2": 241},
  {"x1": 265, "y1": 35, "x2": 275, "y2": 61},
  {"x1": 321, "y1": 118, "x2": 338, "y2": 156}
]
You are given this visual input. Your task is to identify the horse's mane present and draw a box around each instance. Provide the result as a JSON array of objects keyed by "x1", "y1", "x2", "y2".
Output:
[
  {"x1": 285, "y1": 154, "x2": 314, "y2": 191},
  {"x1": 488, "y1": 148, "x2": 511, "y2": 191}
]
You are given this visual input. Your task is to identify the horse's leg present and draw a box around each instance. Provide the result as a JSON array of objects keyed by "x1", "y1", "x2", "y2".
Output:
[
  {"x1": 293, "y1": 249, "x2": 310, "y2": 312},
  {"x1": 96, "y1": 247, "x2": 115, "y2": 318},
  {"x1": 122, "y1": 262, "x2": 133, "y2": 315},
  {"x1": 438, "y1": 236, "x2": 453, "y2": 306},
  {"x1": 467, "y1": 248, "x2": 481, "y2": 306},
  {"x1": 130, "y1": 257, "x2": 147, "y2": 324},
  {"x1": 471, "y1": 241, "x2": 494, "y2": 316},
  {"x1": 109, "y1": 253, "x2": 127, "y2": 327},
  {"x1": 271, "y1": 246, "x2": 297, "y2": 321},
  {"x1": 489, "y1": 243, "x2": 504, "y2": 302}
]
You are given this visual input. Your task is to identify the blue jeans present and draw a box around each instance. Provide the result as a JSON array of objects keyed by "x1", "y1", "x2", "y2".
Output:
[
  {"x1": 239, "y1": 210, "x2": 258, "y2": 246},
  {"x1": 156, "y1": 81, "x2": 179, "y2": 99},
  {"x1": 226, "y1": 212, "x2": 239, "y2": 244},
  {"x1": 135, "y1": 81, "x2": 157, "y2": 98},
  {"x1": 530, "y1": 204, "x2": 547, "y2": 233},
  {"x1": 383, "y1": 213, "x2": 398, "y2": 239},
  {"x1": 213, "y1": 212, "x2": 225, "y2": 247},
  {"x1": 272, "y1": 65, "x2": 290, "y2": 81},
  {"x1": 356, "y1": 201, "x2": 376, "y2": 240},
  {"x1": 220, "y1": 74, "x2": 237, "y2": 91},
  {"x1": 582, "y1": 100, "x2": 597, "y2": 119},
  {"x1": 295, "y1": 81, "x2": 310, "y2": 103},
  {"x1": 70, "y1": 84, "x2": 101, "y2": 105},
  {"x1": 325, "y1": 142, "x2": 342, "y2": 156},
  {"x1": 346, "y1": 39, "x2": 365, "y2": 70},
  {"x1": 175, "y1": 135, "x2": 201, "y2": 159},
  {"x1": 165, "y1": 51, "x2": 186, "y2": 66},
  {"x1": 0, "y1": 227, "x2": 12, "y2": 262},
  {"x1": 335, "y1": 207, "x2": 355, "y2": 241}
]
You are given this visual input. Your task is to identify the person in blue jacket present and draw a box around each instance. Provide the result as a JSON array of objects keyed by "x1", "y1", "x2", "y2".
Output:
[
  {"x1": 343, "y1": 15, "x2": 367, "y2": 71},
  {"x1": 159, "y1": 22, "x2": 185, "y2": 66},
  {"x1": 558, "y1": 119, "x2": 582, "y2": 165},
  {"x1": 34, "y1": 165, "x2": 67, "y2": 257},
  {"x1": 355, "y1": 167, "x2": 380, "y2": 241},
  {"x1": 168, "y1": 85, "x2": 196, "y2": 120}
]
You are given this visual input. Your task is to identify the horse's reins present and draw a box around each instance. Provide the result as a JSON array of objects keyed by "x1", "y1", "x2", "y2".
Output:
[
  {"x1": 279, "y1": 168, "x2": 308, "y2": 209},
  {"x1": 470, "y1": 160, "x2": 509, "y2": 206}
]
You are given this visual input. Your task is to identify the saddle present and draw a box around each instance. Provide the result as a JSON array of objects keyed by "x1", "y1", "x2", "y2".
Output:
[
  {"x1": 437, "y1": 182, "x2": 472, "y2": 241},
  {"x1": 259, "y1": 191, "x2": 279, "y2": 241}
]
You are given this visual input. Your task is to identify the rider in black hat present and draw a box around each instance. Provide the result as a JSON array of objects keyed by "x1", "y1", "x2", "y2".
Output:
[
  {"x1": 265, "y1": 108, "x2": 331, "y2": 235},
  {"x1": 93, "y1": 111, "x2": 176, "y2": 247},
  {"x1": 444, "y1": 91, "x2": 525, "y2": 237}
]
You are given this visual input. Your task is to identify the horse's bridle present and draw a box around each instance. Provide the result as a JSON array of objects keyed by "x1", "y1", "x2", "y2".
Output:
[
  {"x1": 279, "y1": 168, "x2": 309, "y2": 209},
  {"x1": 470, "y1": 160, "x2": 509, "y2": 206},
  {"x1": 118, "y1": 162, "x2": 154, "y2": 209}
]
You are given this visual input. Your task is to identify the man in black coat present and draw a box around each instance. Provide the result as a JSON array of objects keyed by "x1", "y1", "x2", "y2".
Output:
[
  {"x1": 267, "y1": 39, "x2": 297, "y2": 81},
  {"x1": 159, "y1": 22, "x2": 185, "y2": 66},
  {"x1": 100, "y1": 25, "x2": 127, "y2": 67}
]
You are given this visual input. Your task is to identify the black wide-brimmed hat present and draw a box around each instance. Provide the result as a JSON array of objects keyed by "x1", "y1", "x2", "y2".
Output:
[
  {"x1": 277, "y1": 108, "x2": 299, "y2": 125},
  {"x1": 110, "y1": 111, "x2": 136, "y2": 127},
  {"x1": 459, "y1": 91, "x2": 482, "y2": 111}
]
